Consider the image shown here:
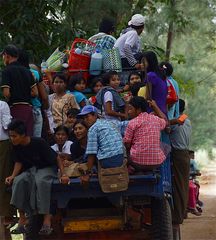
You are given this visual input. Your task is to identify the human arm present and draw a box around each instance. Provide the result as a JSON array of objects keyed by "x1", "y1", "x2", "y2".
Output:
[
  {"x1": 5, "y1": 162, "x2": 23, "y2": 185},
  {"x1": 31, "y1": 84, "x2": 38, "y2": 97},
  {"x1": 37, "y1": 81, "x2": 49, "y2": 109},
  {"x1": 80, "y1": 154, "x2": 96, "y2": 185},
  {"x1": 148, "y1": 100, "x2": 168, "y2": 123},
  {"x1": 57, "y1": 154, "x2": 70, "y2": 184},
  {"x1": 1, "y1": 102, "x2": 12, "y2": 129},
  {"x1": 2, "y1": 87, "x2": 10, "y2": 100}
]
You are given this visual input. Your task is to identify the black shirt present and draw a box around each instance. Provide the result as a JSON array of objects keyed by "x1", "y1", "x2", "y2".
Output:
[
  {"x1": 1, "y1": 61, "x2": 36, "y2": 105},
  {"x1": 12, "y1": 137, "x2": 57, "y2": 170},
  {"x1": 70, "y1": 140, "x2": 86, "y2": 163}
]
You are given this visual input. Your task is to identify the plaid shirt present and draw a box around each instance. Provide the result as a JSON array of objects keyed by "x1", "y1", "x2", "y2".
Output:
[
  {"x1": 86, "y1": 119, "x2": 123, "y2": 160},
  {"x1": 124, "y1": 112, "x2": 166, "y2": 165},
  {"x1": 93, "y1": 35, "x2": 116, "y2": 50}
]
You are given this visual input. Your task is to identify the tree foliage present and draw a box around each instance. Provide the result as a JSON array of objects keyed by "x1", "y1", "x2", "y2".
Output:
[{"x1": 0, "y1": 0, "x2": 216, "y2": 151}]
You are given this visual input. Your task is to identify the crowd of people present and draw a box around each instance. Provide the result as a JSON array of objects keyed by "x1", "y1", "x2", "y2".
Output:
[{"x1": 0, "y1": 13, "x2": 199, "y2": 237}]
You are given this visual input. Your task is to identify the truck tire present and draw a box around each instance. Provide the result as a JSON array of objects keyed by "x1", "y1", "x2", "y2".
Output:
[{"x1": 151, "y1": 197, "x2": 173, "y2": 240}]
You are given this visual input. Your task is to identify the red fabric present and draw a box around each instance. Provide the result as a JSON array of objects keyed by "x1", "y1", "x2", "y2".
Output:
[
  {"x1": 166, "y1": 79, "x2": 178, "y2": 105},
  {"x1": 10, "y1": 104, "x2": 33, "y2": 136},
  {"x1": 188, "y1": 180, "x2": 198, "y2": 209},
  {"x1": 124, "y1": 112, "x2": 166, "y2": 165}
]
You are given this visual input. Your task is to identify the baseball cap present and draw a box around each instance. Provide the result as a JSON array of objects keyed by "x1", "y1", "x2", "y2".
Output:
[
  {"x1": 78, "y1": 105, "x2": 98, "y2": 116},
  {"x1": 128, "y1": 14, "x2": 145, "y2": 27},
  {"x1": 0, "y1": 44, "x2": 19, "y2": 57}
]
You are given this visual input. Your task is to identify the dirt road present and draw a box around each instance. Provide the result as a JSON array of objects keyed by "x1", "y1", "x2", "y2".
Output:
[{"x1": 181, "y1": 164, "x2": 216, "y2": 240}]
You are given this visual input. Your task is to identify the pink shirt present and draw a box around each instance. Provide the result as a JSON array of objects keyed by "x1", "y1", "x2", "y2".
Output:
[{"x1": 124, "y1": 112, "x2": 166, "y2": 166}]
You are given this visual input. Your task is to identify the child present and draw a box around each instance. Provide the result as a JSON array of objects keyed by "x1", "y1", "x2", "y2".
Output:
[
  {"x1": 88, "y1": 77, "x2": 103, "y2": 106},
  {"x1": 65, "y1": 108, "x2": 80, "y2": 141},
  {"x1": 123, "y1": 71, "x2": 142, "y2": 92},
  {"x1": 96, "y1": 71, "x2": 126, "y2": 122},
  {"x1": 68, "y1": 73, "x2": 88, "y2": 109},
  {"x1": 51, "y1": 125, "x2": 73, "y2": 154}
]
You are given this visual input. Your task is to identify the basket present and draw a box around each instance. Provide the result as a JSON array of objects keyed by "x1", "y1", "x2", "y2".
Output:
[{"x1": 68, "y1": 38, "x2": 96, "y2": 81}]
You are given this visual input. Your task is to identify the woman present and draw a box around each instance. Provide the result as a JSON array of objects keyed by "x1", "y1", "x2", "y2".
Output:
[
  {"x1": 142, "y1": 51, "x2": 168, "y2": 115},
  {"x1": 60, "y1": 119, "x2": 89, "y2": 168},
  {"x1": 49, "y1": 74, "x2": 79, "y2": 127}
]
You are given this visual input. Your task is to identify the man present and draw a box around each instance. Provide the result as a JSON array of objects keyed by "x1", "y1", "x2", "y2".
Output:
[
  {"x1": 78, "y1": 105, "x2": 124, "y2": 182},
  {"x1": 5, "y1": 120, "x2": 66, "y2": 235},
  {"x1": 89, "y1": 18, "x2": 116, "y2": 50},
  {"x1": 1, "y1": 44, "x2": 38, "y2": 136},
  {"x1": 170, "y1": 99, "x2": 192, "y2": 230},
  {"x1": 114, "y1": 14, "x2": 145, "y2": 70}
]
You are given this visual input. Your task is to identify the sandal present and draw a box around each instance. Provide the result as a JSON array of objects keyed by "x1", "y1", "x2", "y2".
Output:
[
  {"x1": 10, "y1": 224, "x2": 26, "y2": 234},
  {"x1": 39, "y1": 225, "x2": 53, "y2": 236}
]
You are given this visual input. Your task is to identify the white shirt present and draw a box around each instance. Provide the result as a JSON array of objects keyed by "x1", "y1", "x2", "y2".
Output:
[
  {"x1": 103, "y1": 91, "x2": 120, "y2": 121},
  {"x1": 51, "y1": 140, "x2": 73, "y2": 154},
  {"x1": 0, "y1": 101, "x2": 12, "y2": 141},
  {"x1": 114, "y1": 29, "x2": 141, "y2": 58}
]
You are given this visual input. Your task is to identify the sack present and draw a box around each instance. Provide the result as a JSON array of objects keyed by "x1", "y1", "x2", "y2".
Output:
[
  {"x1": 64, "y1": 162, "x2": 88, "y2": 177},
  {"x1": 102, "y1": 48, "x2": 122, "y2": 72},
  {"x1": 98, "y1": 159, "x2": 129, "y2": 193},
  {"x1": 166, "y1": 79, "x2": 178, "y2": 105},
  {"x1": 46, "y1": 48, "x2": 65, "y2": 71}
]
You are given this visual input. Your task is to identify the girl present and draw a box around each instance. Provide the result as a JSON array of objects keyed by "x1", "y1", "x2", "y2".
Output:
[
  {"x1": 68, "y1": 73, "x2": 88, "y2": 109},
  {"x1": 51, "y1": 125, "x2": 73, "y2": 154},
  {"x1": 96, "y1": 71, "x2": 126, "y2": 122},
  {"x1": 49, "y1": 74, "x2": 79, "y2": 127},
  {"x1": 141, "y1": 51, "x2": 168, "y2": 115},
  {"x1": 123, "y1": 71, "x2": 142, "y2": 92},
  {"x1": 88, "y1": 77, "x2": 103, "y2": 105}
]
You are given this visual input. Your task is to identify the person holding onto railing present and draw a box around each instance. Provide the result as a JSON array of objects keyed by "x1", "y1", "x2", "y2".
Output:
[
  {"x1": 114, "y1": 14, "x2": 145, "y2": 70},
  {"x1": 5, "y1": 120, "x2": 66, "y2": 235},
  {"x1": 123, "y1": 97, "x2": 168, "y2": 172},
  {"x1": 77, "y1": 105, "x2": 124, "y2": 183}
]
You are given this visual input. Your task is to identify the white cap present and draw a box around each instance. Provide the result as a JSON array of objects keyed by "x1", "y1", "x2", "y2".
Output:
[{"x1": 128, "y1": 14, "x2": 145, "y2": 27}]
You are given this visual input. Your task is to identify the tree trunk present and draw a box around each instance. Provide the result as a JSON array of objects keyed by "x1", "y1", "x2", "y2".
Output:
[{"x1": 165, "y1": 0, "x2": 176, "y2": 61}]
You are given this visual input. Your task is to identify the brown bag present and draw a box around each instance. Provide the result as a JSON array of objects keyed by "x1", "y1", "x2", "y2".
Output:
[
  {"x1": 64, "y1": 162, "x2": 88, "y2": 177},
  {"x1": 98, "y1": 160, "x2": 129, "y2": 193}
]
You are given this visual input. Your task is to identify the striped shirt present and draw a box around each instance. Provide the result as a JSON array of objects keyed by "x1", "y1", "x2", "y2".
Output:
[{"x1": 124, "y1": 112, "x2": 166, "y2": 165}]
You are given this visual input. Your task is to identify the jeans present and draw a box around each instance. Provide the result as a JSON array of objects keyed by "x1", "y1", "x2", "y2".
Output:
[{"x1": 33, "y1": 107, "x2": 43, "y2": 137}]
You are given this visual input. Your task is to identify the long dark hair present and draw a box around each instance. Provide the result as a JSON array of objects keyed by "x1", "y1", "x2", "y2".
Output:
[{"x1": 142, "y1": 51, "x2": 166, "y2": 80}]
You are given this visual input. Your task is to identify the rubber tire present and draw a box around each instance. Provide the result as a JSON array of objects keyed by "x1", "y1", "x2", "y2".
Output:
[{"x1": 151, "y1": 197, "x2": 173, "y2": 240}]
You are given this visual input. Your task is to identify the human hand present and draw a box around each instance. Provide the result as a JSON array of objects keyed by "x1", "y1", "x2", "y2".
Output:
[
  {"x1": 134, "y1": 63, "x2": 142, "y2": 70},
  {"x1": 63, "y1": 160, "x2": 72, "y2": 167},
  {"x1": 59, "y1": 175, "x2": 70, "y2": 185},
  {"x1": 148, "y1": 99, "x2": 157, "y2": 109},
  {"x1": 5, "y1": 176, "x2": 14, "y2": 185},
  {"x1": 80, "y1": 174, "x2": 90, "y2": 187}
]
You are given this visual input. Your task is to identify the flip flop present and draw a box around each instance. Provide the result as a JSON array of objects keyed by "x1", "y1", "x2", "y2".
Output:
[
  {"x1": 10, "y1": 224, "x2": 26, "y2": 234},
  {"x1": 38, "y1": 225, "x2": 53, "y2": 236}
]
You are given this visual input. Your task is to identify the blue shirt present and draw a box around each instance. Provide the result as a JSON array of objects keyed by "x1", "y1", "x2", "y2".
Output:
[
  {"x1": 167, "y1": 76, "x2": 180, "y2": 120},
  {"x1": 86, "y1": 119, "x2": 124, "y2": 160},
  {"x1": 30, "y1": 69, "x2": 42, "y2": 108}
]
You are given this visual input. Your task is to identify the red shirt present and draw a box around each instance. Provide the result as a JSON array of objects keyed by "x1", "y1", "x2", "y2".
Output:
[{"x1": 124, "y1": 112, "x2": 166, "y2": 166}]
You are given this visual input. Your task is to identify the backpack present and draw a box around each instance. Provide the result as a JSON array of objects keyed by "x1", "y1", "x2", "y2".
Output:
[{"x1": 166, "y1": 79, "x2": 178, "y2": 105}]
